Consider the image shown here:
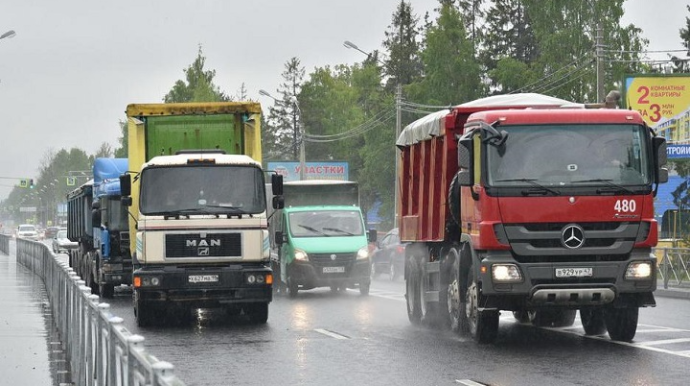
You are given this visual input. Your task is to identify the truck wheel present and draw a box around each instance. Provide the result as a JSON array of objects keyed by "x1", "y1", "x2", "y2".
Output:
[
  {"x1": 605, "y1": 307, "x2": 639, "y2": 342},
  {"x1": 359, "y1": 280, "x2": 370, "y2": 296},
  {"x1": 99, "y1": 283, "x2": 115, "y2": 299},
  {"x1": 554, "y1": 310, "x2": 577, "y2": 327},
  {"x1": 513, "y1": 311, "x2": 530, "y2": 323},
  {"x1": 134, "y1": 297, "x2": 156, "y2": 327},
  {"x1": 529, "y1": 310, "x2": 556, "y2": 327},
  {"x1": 580, "y1": 308, "x2": 607, "y2": 335},
  {"x1": 446, "y1": 247, "x2": 462, "y2": 332},
  {"x1": 245, "y1": 303, "x2": 269, "y2": 324},
  {"x1": 463, "y1": 261, "x2": 498, "y2": 344},
  {"x1": 405, "y1": 257, "x2": 422, "y2": 325}
]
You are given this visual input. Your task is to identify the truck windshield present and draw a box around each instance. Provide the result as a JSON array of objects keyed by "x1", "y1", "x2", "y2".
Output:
[
  {"x1": 139, "y1": 165, "x2": 266, "y2": 215},
  {"x1": 486, "y1": 124, "x2": 651, "y2": 188},
  {"x1": 288, "y1": 210, "x2": 363, "y2": 237}
]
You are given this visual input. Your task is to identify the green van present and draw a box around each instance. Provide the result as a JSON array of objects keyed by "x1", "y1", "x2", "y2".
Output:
[{"x1": 269, "y1": 181, "x2": 376, "y2": 297}]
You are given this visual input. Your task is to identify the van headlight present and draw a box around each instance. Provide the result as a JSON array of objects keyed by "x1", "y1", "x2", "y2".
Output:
[
  {"x1": 294, "y1": 249, "x2": 309, "y2": 261},
  {"x1": 356, "y1": 246, "x2": 369, "y2": 260},
  {"x1": 625, "y1": 261, "x2": 653, "y2": 280}
]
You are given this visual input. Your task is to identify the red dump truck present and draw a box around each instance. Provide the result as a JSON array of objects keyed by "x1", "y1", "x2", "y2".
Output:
[{"x1": 397, "y1": 93, "x2": 668, "y2": 343}]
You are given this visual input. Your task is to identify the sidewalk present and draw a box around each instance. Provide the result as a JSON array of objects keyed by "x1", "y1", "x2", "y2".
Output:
[{"x1": 0, "y1": 247, "x2": 71, "y2": 386}]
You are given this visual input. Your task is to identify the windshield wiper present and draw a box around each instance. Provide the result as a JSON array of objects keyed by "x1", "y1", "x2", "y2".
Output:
[
  {"x1": 323, "y1": 227, "x2": 355, "y2": 236},
  {"x1": 298, "y1": 224, "x2": 328, "y2": 236},
  {"x1": 571, "y1": 179, "x2": 635, "y2": 195},
  {"x1": 494, "y1": 178, "x2": 561, "y2": 196},
  {"x1": 203, "y1": 204, "x2": 248, "y2": 214}
]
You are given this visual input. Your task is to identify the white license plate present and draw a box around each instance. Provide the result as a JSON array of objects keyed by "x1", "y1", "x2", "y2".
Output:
[
  {"x1": 555, "y1": 268, "x2": 592, "y2": 278},
  {"x1": 323, "y1": 266, "x2": 345, "y2": 273},
  {"x1": 188, "y1": 274, "x2": 219, "y2": 283}
]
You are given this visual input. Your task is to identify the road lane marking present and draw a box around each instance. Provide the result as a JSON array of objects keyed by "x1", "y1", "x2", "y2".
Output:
[
  {"x1": 638, "y1": 338, "x2": 690, "y2": 346},
  {"x1": 314, "y1": 328, "x2": 350, "y2": 340},
  {"x1": 456, "y1": 380, "x2": 488, "y2": 386}
]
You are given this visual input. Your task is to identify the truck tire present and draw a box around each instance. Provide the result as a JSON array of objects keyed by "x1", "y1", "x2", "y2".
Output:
[
  {"x1": 530, "y1": 309, "x2": 577, "y2": 327},
  {"x1": 245, "y1": 303, "x2": 269, "y2": 324},
  {"x1": 605, "y1": 307, "x2": 639, "y2": 342},
  {"x1": 462, "y1": 260, "x2": 498, "y2": 344},
  {"x1": 99, "y1": 283, "x2": 115, "y2": 299},
  {"x1": 134, "y1": 297, "x2": 156, "y2": 327},
  {"x1": 580, "y1": 308, "x2": 607, "y2": 335},
  {"x1": 513, "y1": 311, "x2": 530, "y2": 323},
  {"x1": 446, "y1": 247, "x2": 462, "y2": 332},
  {"x1": 405, "y1": 257, "x2": 422, "y2": 325}
]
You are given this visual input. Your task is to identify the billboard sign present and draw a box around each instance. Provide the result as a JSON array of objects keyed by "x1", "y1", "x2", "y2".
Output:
[
  {"x1": 267, "y1": 161, "x2": 349, "y2": 182},
  {"x1": 624, "y1": 75, "x2": 690, "y2": 158}
]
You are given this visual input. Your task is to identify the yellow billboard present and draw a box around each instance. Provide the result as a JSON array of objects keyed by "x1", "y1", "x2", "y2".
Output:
[{"x1": 624, "y1": 74, "x2": 690, "y2": 128}]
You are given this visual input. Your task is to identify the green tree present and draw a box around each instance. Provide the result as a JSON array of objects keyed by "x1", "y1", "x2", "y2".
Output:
[
  {"x1": 163, "y1": 45, "x2": 230, "y2": 103},
  {"x1": 412, "y1": 2, "x2": 483, "y2": 105},
  {"x1": 382, "y1": 1, "x2": 424, "y2": 90},
  {"x1": 263, "y1": 57, "x2": 305, "y2": 162}
]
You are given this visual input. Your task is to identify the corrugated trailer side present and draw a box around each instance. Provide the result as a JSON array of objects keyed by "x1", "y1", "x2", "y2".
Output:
[{"x1": 398, "y1": 109, "x2": 460, "y2": 243}]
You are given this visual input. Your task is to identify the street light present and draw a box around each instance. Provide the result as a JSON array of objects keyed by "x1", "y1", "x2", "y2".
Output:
[
  {"x1": 344, "y1": 40, "x2": 403, "y2": 228},
  {"x1": 0, "y1": 30, "x2": 16, "y2": 40},
  {"x1": 259, "y1": 89, "x2": 306, "y2": 180}
]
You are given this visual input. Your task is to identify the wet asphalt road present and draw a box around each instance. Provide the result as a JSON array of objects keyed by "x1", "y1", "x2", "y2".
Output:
[{"x1": 98, "y1": 275, "x2": 690, "y2": 386}]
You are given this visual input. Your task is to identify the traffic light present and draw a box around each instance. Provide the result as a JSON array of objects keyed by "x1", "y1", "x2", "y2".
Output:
[{"x1": 29, "y1": 179, "x2": 34, "y2": 189}]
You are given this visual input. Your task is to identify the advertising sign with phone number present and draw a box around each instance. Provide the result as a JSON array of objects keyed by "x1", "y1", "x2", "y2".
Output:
[{"x1": 624, "y1": 74, "x2": 690, "y2": 126}]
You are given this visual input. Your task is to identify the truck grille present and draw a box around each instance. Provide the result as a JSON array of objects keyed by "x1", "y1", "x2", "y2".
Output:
[
  {"x1": 504, "y1": 222, "x2": 640, "y2": 263},
  {"x1": 165, "y1": 233, "x2": 241, "y2": 258}
]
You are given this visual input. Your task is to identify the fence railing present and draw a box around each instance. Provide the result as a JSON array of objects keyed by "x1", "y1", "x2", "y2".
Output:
[
  {"x1": 0, "y1": 234, "x2": 187, "y2": 386},
  {"x1": 655, "y1": 247, "x2": 690, "y2": 289}
]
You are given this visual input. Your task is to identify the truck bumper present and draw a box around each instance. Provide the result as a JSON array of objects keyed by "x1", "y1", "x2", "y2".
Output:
[
  {"x1": 100, "y1": 261, "x2": 133, "y2": 286},
  {"x1": 289, "y1": 258, "x2": 371, "y2": 290},
  {"x1": 477, "y1": 249, "x2": 657, "y2": 310},
  {"x1": 133, "y1": 265, "x2": 272, "y2": 307}
]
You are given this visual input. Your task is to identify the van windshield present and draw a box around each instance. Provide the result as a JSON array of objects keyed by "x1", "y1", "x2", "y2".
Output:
[{"x1": 288, "y1": 210, "x2": 363, "y2": 237}]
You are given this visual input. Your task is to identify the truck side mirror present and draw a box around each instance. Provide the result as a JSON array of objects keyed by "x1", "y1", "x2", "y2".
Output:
[
  {"x1": 368, "y1": 229, "x2": 377, "y2": 243},
  {"x1": 653, "y1": 136, "x2": 667, "y2": 166},
  {"x1": 91, "y1": 201, "x2": 101, "y2": 226},
  {"x1": 457, "y1": 136, "x2": 473, "y2": 169},
  {"x1": 271, "y1": 174, "x2": 284, "y2": 195},
  {"x1": 272, "y1": 196, "x2": 284, "y2": 210},
  {"x1": 119, "y1": 174, "x2": 132, "y2": 196},
  {"x1": 121, "y1": 196, "x2": 132, "y2": 207},
  {"x1": 274, "y1": 231, "x2": 284, "y2": 245}
]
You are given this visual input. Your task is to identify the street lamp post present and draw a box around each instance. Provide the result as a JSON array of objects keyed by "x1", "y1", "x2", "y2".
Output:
[
  {"x1": 344, "y1": 40, "x2": 402, "y2": 228},
  {"x1": 259, "y1": 90, "x2": 306, "y2": 180}
]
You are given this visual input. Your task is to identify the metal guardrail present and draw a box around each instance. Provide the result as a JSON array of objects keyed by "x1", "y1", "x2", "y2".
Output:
[
  {"x1": 0, "y1": 234, "x2": 187, "y2": 386},
  {"x1": 655, "y1": 247, "x2": 690, "y2": 289}
]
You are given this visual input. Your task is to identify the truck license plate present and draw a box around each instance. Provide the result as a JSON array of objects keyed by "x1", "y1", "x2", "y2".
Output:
[
  {"x1": 555, "y1": 268, "x2": 592, "y2": 278},
  {"x1": 188, "y1": 274, "x2": 219, "y2": 283},
  {"x1": 323, "y1": 266, "x2": 345, "y2": 273}
]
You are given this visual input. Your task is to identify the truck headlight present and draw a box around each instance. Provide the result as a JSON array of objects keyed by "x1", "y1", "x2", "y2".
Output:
[
  {"x1": 491, "y1": 264, "x2": 523, "y2": 283},
  {"x1": 625, "y1": 261, "x2": 652, "y2": 280},
  {"x1": 294, "y1": 249, "x2": 308, "y2": 261},
  {"x1": 134, "y1": 276, "x2": 161, "y2": 288},
  {"x1": 356, "y1": 246, "x2": 369, "y2": 260}
]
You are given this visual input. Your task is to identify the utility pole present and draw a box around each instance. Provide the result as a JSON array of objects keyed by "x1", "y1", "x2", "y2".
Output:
[
  {"x1": 596, "y1": 22, "x2": 605, "y2": 103},
  {"x1": 394, "y1": 84, "x2": 402, "y2": 229}
]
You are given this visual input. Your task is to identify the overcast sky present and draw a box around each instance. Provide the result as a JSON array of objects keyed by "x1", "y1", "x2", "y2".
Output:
[{"x1": 0, "y1": 0, "x2": 687, "y2": 199}]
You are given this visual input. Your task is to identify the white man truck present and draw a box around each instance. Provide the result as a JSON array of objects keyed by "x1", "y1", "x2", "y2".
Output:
[{"x1": 120, "y1": 102, "x2": 283, "y2": 326}]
